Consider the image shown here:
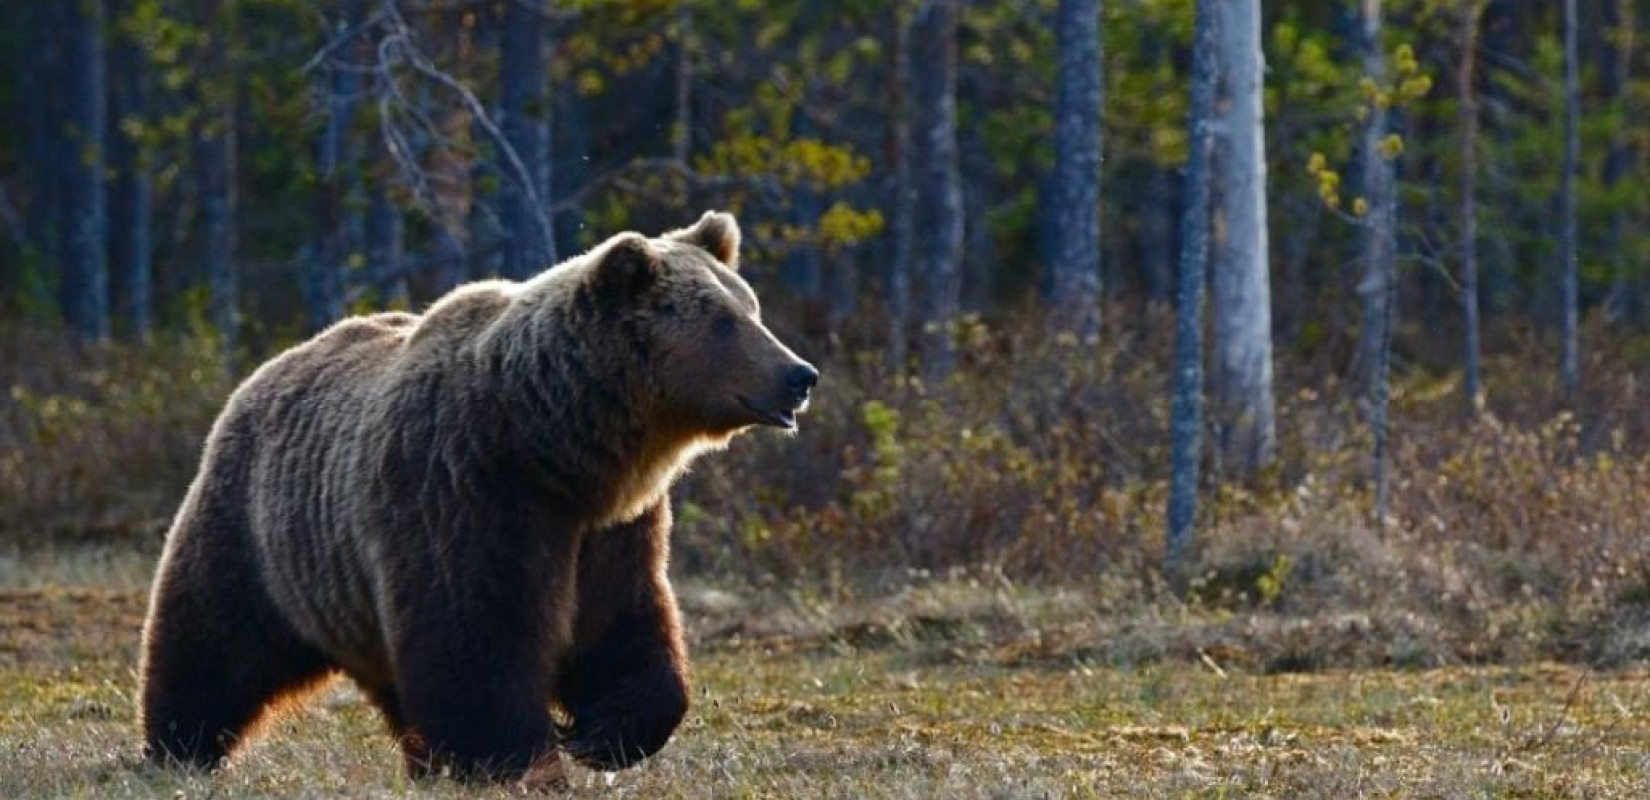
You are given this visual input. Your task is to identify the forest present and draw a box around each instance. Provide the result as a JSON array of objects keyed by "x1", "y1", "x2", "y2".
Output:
[{"x1": 3, "y1": 0, "x2": 1650, "y2": 797}]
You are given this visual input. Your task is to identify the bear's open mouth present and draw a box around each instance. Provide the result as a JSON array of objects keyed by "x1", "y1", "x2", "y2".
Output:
[{"x1": 737, "y1": 395, "x2": 798, "y2": 429}]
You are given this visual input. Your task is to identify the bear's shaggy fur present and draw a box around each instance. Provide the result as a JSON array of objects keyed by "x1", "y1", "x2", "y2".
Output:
[{"x1": 138, "y1": 213, "x2": 816, "y2": 781}]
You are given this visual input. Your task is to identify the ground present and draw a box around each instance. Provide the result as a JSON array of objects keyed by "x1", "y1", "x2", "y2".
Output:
[{"x1": 2, "y1": 548, "x2": 1648, "y2": 798}]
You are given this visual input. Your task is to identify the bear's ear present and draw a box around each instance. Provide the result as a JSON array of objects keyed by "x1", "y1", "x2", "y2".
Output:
[
  {"x1": 665, "y1": 211, "x2": 742, "y2": 270},
  {"x1": 592, "y1": 232, "x2": 662, "y2": 301}
]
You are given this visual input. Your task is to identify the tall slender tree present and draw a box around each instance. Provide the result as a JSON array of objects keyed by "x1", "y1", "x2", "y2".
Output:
[
  {"x1": 200, "y1": 0, "x2": 238, "y2": 368},
  {"x1": 20, "y1": 2, "x2": 63, "y2": 298},
  {"x1": 784, "y1": 112, "x2": 825, "y2": 310},
  {"x1": 886, "y1": 1, "x2": 915, "y2": 370},
  {"x1": 1458, "y1": 0, "x2": 1486, "y2": 413},
  {"x1": 1209, "y1": 0, "x2": 1275, "y2": 475},
  {"x1": 1357, "y1": 0, "x2": 1398, "y2": 523},
  {"x1": 1558, "y1": 0, "x2": 1580, "y2": 399},
  {"x1": 1166, "y1": 0, "x2": 1219, "y2": 589},
  {"x1": 499, "y1": 0, "x2": 556, "y2": 280},
  {"x1": 109, "y1": 0, "x2": 154, "y2": 340},
  {"x1": 1602, "y1": 0, "x2": 1638, "y2": 322},
  {"x1": 910, "y1": 0, "x2": 963, "y2": 381},
  {"x1": 672, "y1": 1, "x2": 694, "y2": 165},
  {"x1": 306, "y1": 1, "x2": 364, "y2": 333},
  {"x1": 367, "y1": 177, "x2": 407, "y2": 308},
  {"x1": 1048, "y1": 0, "x2": 1103, "y2": 340},
  {"x1": 61, "y1": 0, "x2": 111, "y2": 340},
  {"x1": 1141, "y1": 168, "x2": 1176, "y2": 305}
]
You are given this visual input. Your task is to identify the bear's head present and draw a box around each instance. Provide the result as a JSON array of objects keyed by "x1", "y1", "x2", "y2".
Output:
[{"x1": 584, "y1": 211, "x2": 818, "y2": 439}]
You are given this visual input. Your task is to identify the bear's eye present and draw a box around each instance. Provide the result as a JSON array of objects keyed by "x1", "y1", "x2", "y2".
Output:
[{"x1": 712, "y1": 314, "x2": 737, "y2": 340}]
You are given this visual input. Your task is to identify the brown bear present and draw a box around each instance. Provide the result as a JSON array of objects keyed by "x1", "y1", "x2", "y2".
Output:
[{"x1": 138, "y1": 212, "x2": 816, "y2": 782}]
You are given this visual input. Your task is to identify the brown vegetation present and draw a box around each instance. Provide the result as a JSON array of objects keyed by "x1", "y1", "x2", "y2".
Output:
[{"x1": 4, "y1": 310, "x2": 1648, "y2": 671}]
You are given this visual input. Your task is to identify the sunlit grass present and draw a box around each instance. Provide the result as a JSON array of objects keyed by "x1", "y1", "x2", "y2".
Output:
[{"x1": 3, "y1": 556, "x2": 1648, "y2": 798}]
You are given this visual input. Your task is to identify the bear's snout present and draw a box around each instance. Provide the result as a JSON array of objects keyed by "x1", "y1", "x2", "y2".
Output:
[
  {"x1": 786, "y1": 363, "x2": 819, "y2": 405},
  {"x1": 733, "y1": 357, "x2": 817, "y2": 430}
]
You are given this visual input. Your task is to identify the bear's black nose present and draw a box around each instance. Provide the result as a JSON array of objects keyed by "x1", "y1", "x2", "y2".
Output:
[{"x1": 787, "y1": 364, "x2": 819, "y2": 400}]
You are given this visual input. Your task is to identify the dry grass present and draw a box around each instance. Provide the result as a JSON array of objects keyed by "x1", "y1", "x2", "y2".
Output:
[
  {"x1": 3, "y1": 552, "x2": 1649, "y2": 799},
  {"x1": 5, "y1": 316, "x2": 1650, "y2": 795}
]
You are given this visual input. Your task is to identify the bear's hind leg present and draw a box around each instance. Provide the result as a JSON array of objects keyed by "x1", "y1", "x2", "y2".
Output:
[
  {"x1": 140, "y1": 556, "x2": 330, "y2": 768},
  {"x1": 359, "y1": 682, "x2": 430, "y2": 775}
]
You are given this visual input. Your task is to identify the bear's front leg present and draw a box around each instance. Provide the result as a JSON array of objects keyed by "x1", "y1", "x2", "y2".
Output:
[
  {"x1": 393, "y1": 623, "x2": 557, "y2": 780},
  {"x1": 557, "y1": 501, "x2": 691, "y2": 771},
  {"x1": 387, "y1": 530, "x2": 580, "y2": 783}
]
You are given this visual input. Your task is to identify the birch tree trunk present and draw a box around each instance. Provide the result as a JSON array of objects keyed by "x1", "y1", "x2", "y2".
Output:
[
  {"x1": 1210, "y1": 0, "x2": 1276, "y2": 475},
  {"x1": 886, "y1": 2, "x2": 915, "y2": 370},
  {"x1": 1559, "y1": 0, "x2": 1580, "y2": 399},
  {"x1": 61, "y1": 0, "x2": 111, "y2": 341},
  {"x1": 1357, "y1": 0, "x2": 1397, "y2": 523},
  {"x1": 1166, "y1": 0, "x2": 1219, "y2": 590},
  {"x1": 1048, "y1": 0, "x2": 1103, "y2": 340},
  {"x1": 911, "y1": 0, "x2": 963, "y2": 382},
  {"x1": 1458, "y1": 0, "x2": 1485, "y2": 413}
]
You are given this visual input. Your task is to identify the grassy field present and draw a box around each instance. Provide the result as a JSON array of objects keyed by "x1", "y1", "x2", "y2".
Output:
[{"x1": 1, "y1": 548, "x2": 1647, "y2": 799}]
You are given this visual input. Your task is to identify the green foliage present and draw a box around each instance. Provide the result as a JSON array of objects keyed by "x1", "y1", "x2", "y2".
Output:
[
  {"x1": 697, "y1": 132, "x2": 871, "y2": 191},
  {"x1": 848, "y1": 399, "x2": 903, "y2": 524},
  {"x1": 1255, "y1": 552, "x2": 1293, "y2": 607},
  {"x1": 1, "y1": 0, "x2": 1644, "y2": 329},
  {"x1": 1308, "y1": 37, "x2": 1434, "y2": 217}
]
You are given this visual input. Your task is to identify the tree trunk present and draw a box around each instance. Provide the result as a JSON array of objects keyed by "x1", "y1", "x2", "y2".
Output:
[
  {"x1": 1356, "y1": 0, "x2": 1397, "y2": 523},
  {"x1": 910, "y1": 0, "x2": 963, "y2": 381},
  {"x1": 827, "y1": 246, "x2": 858, "y2": 333},
  {"x1": 1141, "y1": 166, "x2": 1176, "y2": 305},
  {"x1": 1458, "y1": 1, "x2": 1485, "y2": 413},
  {"x1": 367, "y1": 178, "x2": 407, "y2": 308},
  {"x1": 553, "y1": 87, "x2": 590, "y2": 252},
  {"x1": 1600, "y1": 0, "x2": 1637, "y2": 321},
  {"x1": 961, "y1": 150, "x2": 994, "y2": 312},
  {"x1": 499, "y1": 0, "x2": 555, "y2": 280},
  {"x1": 434, "y1": 227, "x2": 468, "y2": 294},
  {"x1": 673, "y1": 3, "x2": 693, "y2": 165},
  {"x1": 468, "y1": 5, "x2": 502, "y2": 279},
  {"x1": 306, "y1": 1, "x2": 365, "y2": 333},
  {"x1": 1048, "y1": 0, "x2": 1103, "y2": 340},
  {"x1": 60, "y1": 0, "x2": 111, "y2": 341},
  {"x1": 1166, "y1": 0, "x2": 1219, "y2": 591},
  {"x1": 109, "y1": 2, "x2": 153, "y2": 341},
  {"x1": 1209, "y1": 0, "x2": 1275, "y2": 476},
  {"x1": 785, "y1": 112, "x2": 825, "y2": 315},
  {"x1": 1279, "y1": 195, "x2": 1319, "y2": 346},
  {"x1": 885, "y1": 2, "x2": 914, "y2": 370},
  {"x1": 1559, "y1": 0, "x2": 1580, "y2": 398},
  {"x1": 200, "y1": 1, "x2": 238, "y2": 369},
  {"x1": 1602, "y1": 0, "x2": 1638, "y2": 323},
  {"x1": 1356, "y1": 3, "x2": 1394, "y2": 390},
  {"x1": 21, "y1": 2, "x2": 64, "y2": 310}
]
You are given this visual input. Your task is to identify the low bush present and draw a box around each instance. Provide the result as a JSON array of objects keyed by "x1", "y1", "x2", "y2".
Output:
[{"x1": 3, "y1": 310, "x2": 1647, "y2": 667}]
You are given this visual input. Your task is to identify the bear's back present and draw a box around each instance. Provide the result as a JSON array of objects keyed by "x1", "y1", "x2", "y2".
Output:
[{"x1": 223, "y1": 311, "x2": 424, "y2": 674}]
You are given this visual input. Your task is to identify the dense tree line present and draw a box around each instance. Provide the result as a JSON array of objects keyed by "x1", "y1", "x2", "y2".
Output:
[{"x1": 0, "y1": 0, "x2": 1644, "y2": 574}]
